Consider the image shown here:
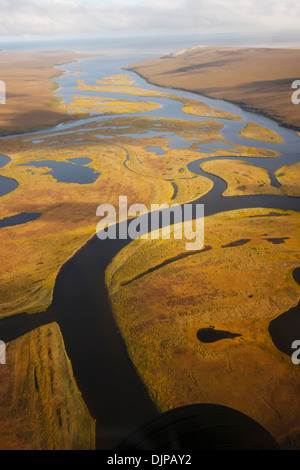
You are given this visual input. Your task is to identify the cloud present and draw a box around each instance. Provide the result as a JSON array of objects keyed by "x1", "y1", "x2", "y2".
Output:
[{"x1": 0, "y1": 0, "x2": 299, "y2": 36}]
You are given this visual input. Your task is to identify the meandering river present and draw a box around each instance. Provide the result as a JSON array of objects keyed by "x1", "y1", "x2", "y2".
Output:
[{"x1": 0, "y1": 53, "x2": 299, "y2": 449}]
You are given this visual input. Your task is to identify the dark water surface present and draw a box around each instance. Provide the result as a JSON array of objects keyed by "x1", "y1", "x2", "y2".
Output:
[
  {"x1": 268, "y1": 267, "x2": 300, "y2": 357},
  {"x1": 197, "y1": 328, "x2": 242, "y2": 343},
  {"x1": 0, "y1": 175, "x2": 18, "y2": 198},
  {"x1": 21, "y1": 159, "x2": 100, "y2": 184},
  {"x1": 0, "y1": 154, "x2": 19, "y2": 198},
  {"x1": 0, "y1": 212, "x2": 41, "y2": 229}
]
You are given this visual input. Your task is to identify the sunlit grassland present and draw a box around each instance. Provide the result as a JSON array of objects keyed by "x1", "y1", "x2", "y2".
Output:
[
  {"x1": 200, "y1": 159, "x2": 300, "y2": 198},
  {"x1": 0, "y1": 111, "x2": 283, "y2": 319},
  {"x1": 61, "y1": 95, "x2": 162, "y2": 115},
  {"x1": 107, "y1": 208, "x2": 300, "y2": 448},
  {"x1": 0, "y1": 322, "x2": 95, "y2": 450},
  {"x1": 239, "y1": 121, "x2": 284, "y2": 144},
  {"x1": 0, "y1": 116, "x2": 221, "y2": 318}
]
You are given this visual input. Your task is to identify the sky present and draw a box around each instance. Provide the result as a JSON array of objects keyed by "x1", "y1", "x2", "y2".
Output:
[{"x1": 0, "y1": 0, "x2": 300, "y2": 39}]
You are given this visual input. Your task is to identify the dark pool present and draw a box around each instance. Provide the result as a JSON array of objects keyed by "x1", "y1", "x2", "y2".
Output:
[{"x1": 21, "y1": 157, "x2": 100, "y2": 184}]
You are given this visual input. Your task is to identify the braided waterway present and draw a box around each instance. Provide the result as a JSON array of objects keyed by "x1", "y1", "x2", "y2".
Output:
[{"x1": 0, "y1": 54, "x2": 299, "y2": 449}]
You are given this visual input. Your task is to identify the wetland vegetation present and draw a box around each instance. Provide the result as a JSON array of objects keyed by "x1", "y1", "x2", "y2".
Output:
[{"x1": 0, "y1": 52, "x2": 299, "y2": 450}]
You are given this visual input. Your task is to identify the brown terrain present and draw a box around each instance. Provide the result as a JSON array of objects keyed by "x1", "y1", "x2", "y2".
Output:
[
  {"x1": 126, "y1": 46, "x2": 300, "y2": 130},
  {"x1": 0, "y1": 50, "x2": 92, "y2": 135}
]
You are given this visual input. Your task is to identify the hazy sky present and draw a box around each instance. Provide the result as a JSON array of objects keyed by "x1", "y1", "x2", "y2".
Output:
[{"x1": 0, "y1": 0, "x2": 299, "y2": 38}]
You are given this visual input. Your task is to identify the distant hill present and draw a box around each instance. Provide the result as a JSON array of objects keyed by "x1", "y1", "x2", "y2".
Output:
[
  {"x1": 126, "y1": 46, "x2": 300, "y2": 130},
  {"x1": 0, "y1": 51, "x2": 92, "y2": 135}
]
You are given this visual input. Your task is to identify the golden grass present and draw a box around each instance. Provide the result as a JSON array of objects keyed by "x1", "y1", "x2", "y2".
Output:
[
  {"x1": 0, "y1": 116, "x2": 226, "y2": 318},
  {"x1": 0, "y1": 322, "x2": 95, "y2": 450},
  {"x1": 1, "y1": 54, "x2": 299, "y2": 450},
  {"x1": 239, "y1": 121, "x2": 284, "y2": 143},
  {"x1": 0, "y1": 136, "x2": 173, "y2": 318},
  {"x1": 201, "y1": 159, "x2": 281, "y2": 196},
  {"x1": 199, "y1": 159, "x2": 300, "y2": 198},
  {"x1": 96, "y1": 74, "x2": 137, "y2": 86},
  {"x1": 107, "y1": 208, "x2": 300, "y2": 448},
  {"x1": 61, "y1": 94, "x2": 161, "y2": 115},
  {"x1": 0, "y1": 113, "x2": 218, "y2": 448},
  {"x1": 172, "y1": 176, "x2": 212, "y2": 204},
  {"x1": 182, "y1": 101, "x2": 242, "y2": 121},
  {"x1": 0, "y1": 112, "x2": 225, "y2": 449},
  {"x1": 0, "y1": 111, "x2": 284, "y2": 319},
  {"x1": 196, "y1": 143, "x2": 279, "y2": 159},
  {"x1": 275, "y1": 162, "x2": 300, "y2": 197},
  {"x1": 76, "y1": 77, "x2": 242, "y2": 121}
]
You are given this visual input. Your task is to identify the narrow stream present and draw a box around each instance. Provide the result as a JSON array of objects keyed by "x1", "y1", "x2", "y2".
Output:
[{"x1": 0, "y1": 154, "x2": 18, "y2": 197}]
